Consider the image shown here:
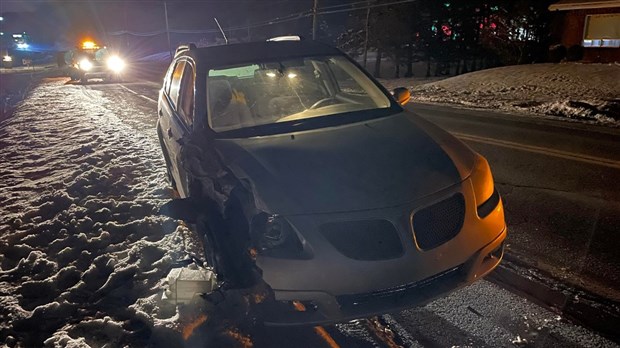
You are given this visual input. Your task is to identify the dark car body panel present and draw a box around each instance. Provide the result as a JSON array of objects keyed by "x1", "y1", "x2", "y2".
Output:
[{"x1": 215, "y1": 112, "x2": 461, "y2": 215}]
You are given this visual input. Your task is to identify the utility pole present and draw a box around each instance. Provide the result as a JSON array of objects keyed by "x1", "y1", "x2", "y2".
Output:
[
  {"x1": 312, "y1": 0, "x2": 318, "y2": 40},
  {"x1": 164, "y1": 1, "x2": 172, "y2": 60},
  {"x1": 362, "y1": 0, "x2": 371, "y2": 68}
]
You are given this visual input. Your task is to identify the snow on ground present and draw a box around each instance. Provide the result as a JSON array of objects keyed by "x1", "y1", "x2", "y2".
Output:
[
  {"x1": 0, "y1": 79, "x2": 205, "y2": 347},
  {"x1": 381, "y1": 63, "x2": 620, "y2": 126},
  {"x1": 1, "y1": 71, "x2": 47, "y2": 122}
]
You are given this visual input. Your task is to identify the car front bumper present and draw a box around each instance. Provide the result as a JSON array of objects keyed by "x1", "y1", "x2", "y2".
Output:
[
  {"x1": 257, "y1": 226, "x2": 506, "y2": 326},
  {"x1": 73, "y1": 65, "x2": 123, "y2": 79},
  {"x1": 254, "y1": 176, "x2": 506, "y2": 326}
]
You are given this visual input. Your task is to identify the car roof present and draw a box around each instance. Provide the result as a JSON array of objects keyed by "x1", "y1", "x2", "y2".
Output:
[{"x1": 179, "y1": 40, "x2": 344, "y2": 71}]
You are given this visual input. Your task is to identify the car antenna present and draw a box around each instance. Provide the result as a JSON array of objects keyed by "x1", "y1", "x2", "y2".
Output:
[{"x1": 214, "y1": 18, "x2": 228, "y2": 45}]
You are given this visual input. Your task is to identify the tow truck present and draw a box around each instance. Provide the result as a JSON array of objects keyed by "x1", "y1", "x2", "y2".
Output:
[{"x1": 67, "y1": 41, "x2": 126, "y2": 83}]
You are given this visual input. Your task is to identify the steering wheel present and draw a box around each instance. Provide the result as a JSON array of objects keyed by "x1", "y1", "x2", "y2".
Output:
[{"x1": 309, "y1": 97, "x2": 338, "y2": 110}]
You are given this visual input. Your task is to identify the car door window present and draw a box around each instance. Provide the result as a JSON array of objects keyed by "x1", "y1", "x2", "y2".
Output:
[
  {"x1": 169, "y1": 60, "x2": 186, "y2": 109},
  {"x1": 163, "y1": 63, "x2": 176, "y2": 95},
  {"x1": 178, "y1": 63, "x2": 195, "y2": 128}
]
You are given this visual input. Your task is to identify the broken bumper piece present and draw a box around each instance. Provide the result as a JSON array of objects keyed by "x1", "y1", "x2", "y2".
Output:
[{"x1": 162, "y1": 263, "x2": 218, "y2": 305}]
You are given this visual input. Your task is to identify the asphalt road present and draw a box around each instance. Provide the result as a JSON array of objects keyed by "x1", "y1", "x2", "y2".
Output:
[
  {"x1": 408, "y1": 103, "x2": 620, "y2": 303},
  {"x1": 75, "y1": 75, "x2": 619, "y2": 347}
]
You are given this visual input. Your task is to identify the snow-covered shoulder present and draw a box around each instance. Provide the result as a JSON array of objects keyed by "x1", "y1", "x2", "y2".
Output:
[
  {"x1": 0, "y1": 79, "x2": 201, "y2": 346},
  {"x1": 382, "y1": 63, "x2": 620, "y2": 126}
]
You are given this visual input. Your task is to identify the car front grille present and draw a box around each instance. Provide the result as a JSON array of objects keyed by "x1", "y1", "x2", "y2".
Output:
[
  {"x1": 320, "y1": 219, "x2": 403, "y2": 261},
  {"x1": 412, "y1": 193, "x2": 465, "y2": 250}
]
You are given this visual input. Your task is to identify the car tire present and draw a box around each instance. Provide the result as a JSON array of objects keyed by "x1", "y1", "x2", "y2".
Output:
[
  {"x1": 195, "y1": 210, "x2": 225, "y2": 278},
  {"x1": 193, "y1": 194, "x2": 258, "y2": 290}
]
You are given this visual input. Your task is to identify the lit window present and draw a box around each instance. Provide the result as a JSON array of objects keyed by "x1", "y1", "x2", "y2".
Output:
[{"x1": 583, "y1": 14, "x2": 620, "y2": 48}]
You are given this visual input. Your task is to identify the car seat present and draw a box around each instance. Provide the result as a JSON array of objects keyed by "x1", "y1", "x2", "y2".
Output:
[{"x1": 208, "y1": 79, "x2": 253, "y2": 130}]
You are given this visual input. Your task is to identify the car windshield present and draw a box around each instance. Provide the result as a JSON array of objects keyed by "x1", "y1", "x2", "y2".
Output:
[{"x1": 207, "y1": 55, "x2": 391, "y2": 132}]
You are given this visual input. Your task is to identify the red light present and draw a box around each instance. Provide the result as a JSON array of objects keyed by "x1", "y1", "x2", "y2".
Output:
[{"x1": 442, "y1": 25, "x2": 452, "y2": 36}]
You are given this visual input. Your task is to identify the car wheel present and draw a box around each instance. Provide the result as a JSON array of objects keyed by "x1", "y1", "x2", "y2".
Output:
[
  {"x1": 195, "y1": 211, "x2": 225, "y2": 277},
  {"x1": 195, "y1": 197, "x2": 257, "y2": 289}
]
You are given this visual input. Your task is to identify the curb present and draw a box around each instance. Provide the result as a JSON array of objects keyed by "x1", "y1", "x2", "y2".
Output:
[{"x1": 487, "y1": 252, "x2": 620, "y2": 344}]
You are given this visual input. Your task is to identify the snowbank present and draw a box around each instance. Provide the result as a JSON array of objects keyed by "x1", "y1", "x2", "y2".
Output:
[
  {"x1": 0, "y1": 79, "x2": 202, "y2": 346},
  {"x1": 382, "y1": 63, "x2": 620, "y2": 126}
]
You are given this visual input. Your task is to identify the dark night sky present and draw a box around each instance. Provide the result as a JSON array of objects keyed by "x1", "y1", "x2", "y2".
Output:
[{"x1": 0, "y1": 0, "x2": 350, "y2": 52}]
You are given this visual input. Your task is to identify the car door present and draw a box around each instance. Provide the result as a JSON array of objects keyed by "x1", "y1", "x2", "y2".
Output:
[{"x1": 163, "y1": 59, "x2": 196, "y2": 197}]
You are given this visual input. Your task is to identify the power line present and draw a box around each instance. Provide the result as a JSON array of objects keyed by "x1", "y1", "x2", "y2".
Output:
[
  {"x1": 109, "y1": 0, "x2": 417, "y2": 37},
  {"x1": 317, "y1": 0, "x2": 416, "y2": 16}
]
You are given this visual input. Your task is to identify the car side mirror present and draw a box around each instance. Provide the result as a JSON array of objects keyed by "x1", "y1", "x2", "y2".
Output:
[{"x1": 393, "y1": 87, "x2": 411, "y2": 106}]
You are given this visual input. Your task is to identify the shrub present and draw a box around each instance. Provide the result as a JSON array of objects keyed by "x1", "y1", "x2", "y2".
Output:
[
  {"x1": 566, "y1": 45, "x2": 584, "y2": 61},
  {"x1": 548, "y1": 44, "x2": 566, "y2": 63}
]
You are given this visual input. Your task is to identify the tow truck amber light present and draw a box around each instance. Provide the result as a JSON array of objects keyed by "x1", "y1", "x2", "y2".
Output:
[
  {"x1": 82, "y1": 41, "x2": 97, "y2": 49},
  {"x1": 107, "y1": 56, "x2": 125, "y2": 72}
]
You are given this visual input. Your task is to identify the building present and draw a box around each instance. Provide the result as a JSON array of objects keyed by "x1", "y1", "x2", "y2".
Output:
[{"x1": 549, "y1": 0, "x2": 620, "y2": 62}]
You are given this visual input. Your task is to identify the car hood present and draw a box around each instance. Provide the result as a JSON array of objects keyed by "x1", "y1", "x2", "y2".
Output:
[{"x1": 215, "y1": 111, "x2": 468, "y2": 215}]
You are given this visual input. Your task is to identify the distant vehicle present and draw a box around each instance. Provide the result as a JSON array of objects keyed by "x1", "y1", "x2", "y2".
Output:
[
  {"x1": 157, "y1": 40, "x2": 507, "y2": 326},
  {"x1": 12, "y1": 33, "x2": 30, "y2": 50},
  {"x1": 66, "y1": 41, "x2": 126, "y2": 83},
  {"x1": 2, "y1": 54, "x2": 13, "y2": 68}
]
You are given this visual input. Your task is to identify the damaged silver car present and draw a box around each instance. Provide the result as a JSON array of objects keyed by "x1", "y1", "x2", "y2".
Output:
[{"x1": 156, "y1": 39, "x2": 507, "y2": 326}]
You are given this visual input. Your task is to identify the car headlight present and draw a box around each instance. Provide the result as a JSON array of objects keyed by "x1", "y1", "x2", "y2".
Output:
[
  {"x1": 79, "y1": 59, "x2": 93, "y2": 71},
  {"x1": 2, "y1": 55, "x2": 12, "y2": 62},
  {"x1": 107, "y1": 56, "x2": 125, "y2": 72},
  {"x1": 250, "y1": 213, "x2": 307, "y2": 258},
  {"x1": 470, "y1": 154, "x2": 500, "y2": 218}
]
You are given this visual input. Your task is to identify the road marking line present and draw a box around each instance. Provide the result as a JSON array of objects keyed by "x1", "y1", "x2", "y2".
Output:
[
  {"x1": 139, "y1": 94, "x2": 158, "y2": 103},
  {"x1": 314, "y1": 327, "x2": 340, "y2": 348},
  {"x1": 292, "y1": 301, "x2": 340, "y2": 348},
  {"x1": 118, "y1": 84, "x2": 158, "y2": 104},
  {"x1": 118, "y1": 84, "x2": 138, "y2": 95},
  {"x1": 453, "y1": 132, "x2": 620, "y2": 170}
]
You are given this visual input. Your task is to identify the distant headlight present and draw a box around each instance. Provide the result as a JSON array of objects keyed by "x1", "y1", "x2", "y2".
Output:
[
  {"x1": 2, "y1": 55, "x2": 12, "y2": 62},
  {"x1": 79, "y1": 59, "x2": 93, "y2": 71},
  {"x1": 107, "y1": 56, "x2": 125, "y2": 72}
]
